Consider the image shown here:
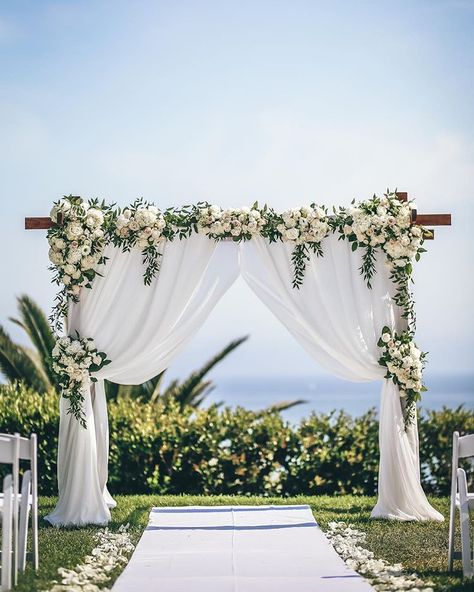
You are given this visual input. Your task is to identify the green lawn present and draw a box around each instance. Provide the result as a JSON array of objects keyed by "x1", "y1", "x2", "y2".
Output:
[{"x1": 14, "y1": 495, "x2": 471, "y2": 591}]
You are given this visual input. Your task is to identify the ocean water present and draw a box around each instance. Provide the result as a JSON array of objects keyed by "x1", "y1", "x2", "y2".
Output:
[{"x1": 206, "y1": 373, "x2": 474, "y2": 424}]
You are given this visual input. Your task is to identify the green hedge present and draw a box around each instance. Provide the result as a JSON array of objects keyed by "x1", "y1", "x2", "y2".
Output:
[{"x1": 0, "y1": 383, "x2": 472, "y2": 496}]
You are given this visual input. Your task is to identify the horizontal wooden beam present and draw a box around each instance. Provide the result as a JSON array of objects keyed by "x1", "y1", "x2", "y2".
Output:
[
  {"x1": 414, "y1": 213, "x2": 451, "y2": 226},
  {"x1": 25, "y1": 217, "x2": 54, "y2": 230}
]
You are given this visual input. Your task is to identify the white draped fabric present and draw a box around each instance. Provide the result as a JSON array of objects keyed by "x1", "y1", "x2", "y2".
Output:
[
  {"x1": 46, "y1": 232, "x2": 443, "y2": 526},
  {"x1": 46, "y1": 234, "x2": 239, "y2": 526},
  {"x1": 240, "y1": 235, "x2": 443, "y2": 522}
]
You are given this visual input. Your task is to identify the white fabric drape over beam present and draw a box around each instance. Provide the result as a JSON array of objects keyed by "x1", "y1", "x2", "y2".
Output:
[
  {"x1": 240, "y1": 235, "x2": 442, "y2": 522},
  {"x1": 46, "y1": 235, "x2": 239, "y2": 526},
  {"x1": 46, "y1": 233, "x2": 443, "y2": 526}
]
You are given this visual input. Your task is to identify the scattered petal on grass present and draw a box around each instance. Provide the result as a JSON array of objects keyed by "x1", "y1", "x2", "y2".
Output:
[
  {"x1": 326, "y1": 521, "x2": 434, "y2": 592},
  {"x1": 45, "y1": 524, "x2": 134, "y2": 591}
]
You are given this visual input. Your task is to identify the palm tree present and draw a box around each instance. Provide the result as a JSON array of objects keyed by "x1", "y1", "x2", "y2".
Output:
[
  {"x1": 0, "y1": 295, "x2": 55, "y2": 393},
  {"x1": 0, "y1": 295, "x2": 305, "y2": 411}
]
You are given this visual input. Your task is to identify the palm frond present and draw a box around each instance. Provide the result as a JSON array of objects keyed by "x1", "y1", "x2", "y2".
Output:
[
  {"x1": 263, "y1": 399, "x2": 307, "y2": 413},
  {"x1": 0, "y1": 325, "x2": 50, "y2": 393},
  {"x1": 165, "y1": 336, "x2": 248, "y2": 408},
  {"x1": 9, "y1": 295, "x2": 56, "y2": 386}
]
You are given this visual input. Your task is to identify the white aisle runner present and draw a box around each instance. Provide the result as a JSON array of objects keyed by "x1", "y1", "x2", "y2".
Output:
[{"x1": 113, "y1": 505, "x2": 374, "y2": 592}]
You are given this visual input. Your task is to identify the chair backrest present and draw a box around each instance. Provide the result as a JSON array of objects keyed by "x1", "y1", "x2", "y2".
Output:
[
  {"x1": 458, "y1": 434, "x2": 474, "y2": 459},
  {"x1": 0, "y1": 434, "x2": 19, "y2": 465},
  {"x1": 0, "y1": 433, "x2": 36, "y2": 462}
]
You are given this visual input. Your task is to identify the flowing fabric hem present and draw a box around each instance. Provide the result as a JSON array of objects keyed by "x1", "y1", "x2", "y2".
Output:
[
  {"x1": 44, "y1": 513, "x2": 111, "y2": 527},
  {"x1": 370, "y1": 504, "x2": 444, "y2": 522}
]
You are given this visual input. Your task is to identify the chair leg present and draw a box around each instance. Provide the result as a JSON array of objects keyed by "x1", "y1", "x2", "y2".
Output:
[
  {"x1": 18, "y1": 471, "x2": 31, "y2": 573},
  {"x1": 459, "y1": 502, "x2": 474, "y2": 578},
  {"x1": 2, "y1": 475, "x2": 13, "y2": 591},
  {"x1": 448, "y1": 499, "x2": 456, "y2": 570},
  {"x1": 31, "y1": 490, "x2": 38, "y2": 571}
]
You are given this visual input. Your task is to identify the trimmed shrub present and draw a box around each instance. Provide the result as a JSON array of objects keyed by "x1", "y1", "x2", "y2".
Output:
[{"x1": 0, "y1": 383, "x2": 471, "y2": 496}]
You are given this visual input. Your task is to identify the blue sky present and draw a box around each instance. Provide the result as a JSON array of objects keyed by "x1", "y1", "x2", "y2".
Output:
[{"x1": 1, "y1": 1, "x2": 473, "y2": 387}]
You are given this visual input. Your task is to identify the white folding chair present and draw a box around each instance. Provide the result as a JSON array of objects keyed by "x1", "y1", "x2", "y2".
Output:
[
  {"x1": 0, "y1": 433, "x2": 38, "y2": 578},
  {"x1": 457, "y1": 468, "x2": 474, "y2": 578},
  {"x1": 1, "y1": 474, "x2": 13, "y2": 591},
  {"x1": 448, "y1": 431, "x2": 474, "y2": 571}
]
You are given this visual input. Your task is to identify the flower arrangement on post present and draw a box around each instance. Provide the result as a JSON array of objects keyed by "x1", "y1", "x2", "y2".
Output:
[
  {"x1": 47, "y1": 196, "x2": 110, "y2": 330},
  {"x1": 378, "y1": 326, "x2": 427, "y2": 425},
  {"x1": 264, "y1": 205, "x2": 329, "y2": 288},
  {"x1": 109, "y1": 198, "x2": 176, "y2": 285},
  {"x1": 52, "y1": 335, "x2": 111, "y2": 427}
]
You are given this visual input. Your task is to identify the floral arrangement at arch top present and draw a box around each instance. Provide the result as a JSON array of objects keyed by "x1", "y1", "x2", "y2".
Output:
[
  {"x1": 334, "y1": 193, "x2": 426, "y2": 330},
  {"x1": 48, "y1": 196, "x2": 110, "y2": 330}
]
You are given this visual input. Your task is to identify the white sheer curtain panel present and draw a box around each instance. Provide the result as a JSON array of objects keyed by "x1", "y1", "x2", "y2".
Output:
[
  {"x1": 46, "y1": 235, "x2": 239, "y2": 526},
  {"x1": 240, "y1": 235, "x2": 443, "y2": 522}
]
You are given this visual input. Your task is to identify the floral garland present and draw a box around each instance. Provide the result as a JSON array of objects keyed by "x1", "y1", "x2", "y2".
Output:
[
  {"x1": 263, "y1": 205, "x2": 330, "y2": 288},
  {"x1": 192, "y1": 203, "x2": 266, "y2": 240},
  {"x1": 378, "y1": 327, "x2": 427, "y2": 425},
  {"x1": 326, "y1": 521, "x2": 434, "y2": 592},
  {"x1": 47, "y1": 191, "x2": 428, "y2": 427},
  {"x1": 108, "y1": 198, "x2": 177, "y2": 286},
  {"x1": 52, "y1": 336, "x2": 111, "y2": 427},
  {"x1": 46, "y1": 524, "x2": 134, "y2": 591}
]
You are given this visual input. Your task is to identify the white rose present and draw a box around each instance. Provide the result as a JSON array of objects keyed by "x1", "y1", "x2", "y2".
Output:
[
  {"x1": 85, "y1": 208, "x2": 104, "y2": 228},
  {"x1": 381, "y1": 333, "x2": 391, "y2": 343},
  {"x1": 63, "y1": 274, "x2": 71, "y2": 285},
  {"x1": 284, "y1": 228, "x2": 300, "y2": 241},
  {"x1": 66, "y1": 222, "x2": 83, "y2": 240}
]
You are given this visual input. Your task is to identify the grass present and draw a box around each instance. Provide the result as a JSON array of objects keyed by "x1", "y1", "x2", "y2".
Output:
[{"x1": 14, "y1": 495, "x2": 472, "y2": 591}]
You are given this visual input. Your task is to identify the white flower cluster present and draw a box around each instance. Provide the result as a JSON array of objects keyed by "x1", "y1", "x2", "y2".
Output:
[
  {"x1": 52, "y1": 336, "x2": 102, "y2": 383},
  {"x1": 47, "y1": 524, "x2": 134, "y2": 592},
  {"x1": 276, "y1": 205, "x2": 329, "y2": 244},
  {"x1": 378, "y1": 328, "x2": 424, "y2": 397},
  {"x1": 52, "y1": 336, "x2": 110, "y2": 426},
  {"x1": 326, "y1": 521, "x2": 434, "y2": 592},
  {"x1": 114, "y1": 205, "x2": 167, "y2": 248},
  {"x1": 48, "y1": 198, "x2": 106, "y2": 297},
  {"x1": 196, "y1": 205, "x2": 264, "y2": 240},
  {"x1": 342, "y1": 196, "x2": 423, "y2": 268}
]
